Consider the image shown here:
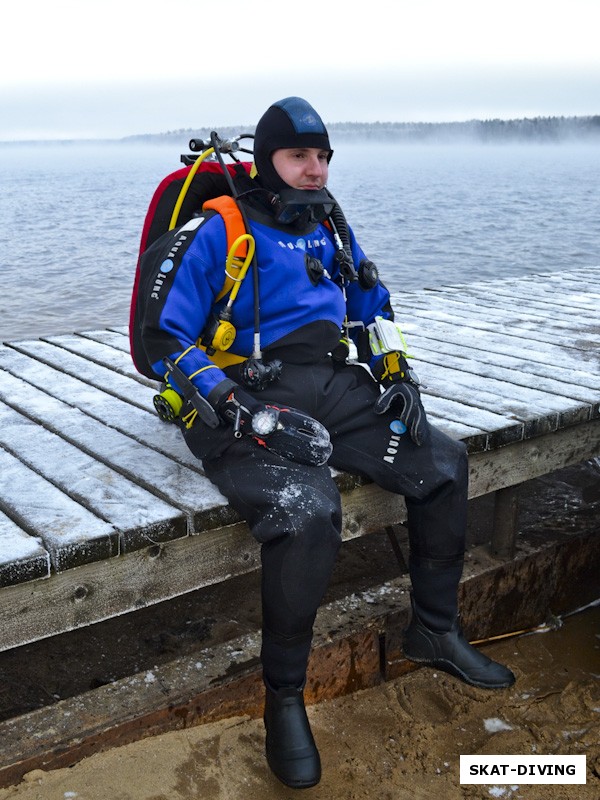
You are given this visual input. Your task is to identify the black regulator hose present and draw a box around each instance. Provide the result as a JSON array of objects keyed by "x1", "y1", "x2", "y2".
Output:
[
  {"x1": 327, "y1": 192, "x2": 379, "y2": 290},
  {"x1": 327, "y1": 197, "x2": 356, "y2": 280}
]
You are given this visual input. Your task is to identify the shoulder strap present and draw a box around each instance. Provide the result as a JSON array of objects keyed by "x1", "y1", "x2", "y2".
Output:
[{"x1": 202, "y1": 196, "x2": 248, "y2": 303}]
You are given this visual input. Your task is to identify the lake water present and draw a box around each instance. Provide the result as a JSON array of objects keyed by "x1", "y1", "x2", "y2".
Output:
[{"x1": 1, "y1": 140, "x2": 599, "y2": 342}]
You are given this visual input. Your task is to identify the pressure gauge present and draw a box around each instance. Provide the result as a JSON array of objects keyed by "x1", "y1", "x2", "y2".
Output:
[{"x1": 252, "y1": 408, "x2": 279, "y2": 437}]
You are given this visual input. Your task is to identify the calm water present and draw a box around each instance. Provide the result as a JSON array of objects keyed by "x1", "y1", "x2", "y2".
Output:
[{"x1": 1, "y1": 141, "x2": 599, "y2": 342}]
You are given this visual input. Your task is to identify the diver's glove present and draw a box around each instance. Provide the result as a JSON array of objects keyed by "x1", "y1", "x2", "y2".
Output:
[
  {"x1": 209, "y1": 380, "x2": 332, "y2": 467},
  {"x1": 210, "y1": 380, "x2": 271, "y2": 434},
  {"x1": 372, "y1": 352, "x2": 429, "y2": 446}
]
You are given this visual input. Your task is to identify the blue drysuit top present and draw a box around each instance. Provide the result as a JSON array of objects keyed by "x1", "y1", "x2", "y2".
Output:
[{"x1": 140, "y1": 204, "x2": 392, "y2": 399}]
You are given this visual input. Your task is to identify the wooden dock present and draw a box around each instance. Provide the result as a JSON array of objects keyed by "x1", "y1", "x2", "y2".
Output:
[
  {"x1": 0, "y1": 267, "x2": 599, "y2": 785},
  {"x1": 0, "y1": 267, "x2": 598, "y2": 653}
]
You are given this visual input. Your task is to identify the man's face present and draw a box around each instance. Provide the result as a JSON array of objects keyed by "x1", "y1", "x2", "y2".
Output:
[{"x1": 271, "y1": 147, "x2": 330, "y2": 190}]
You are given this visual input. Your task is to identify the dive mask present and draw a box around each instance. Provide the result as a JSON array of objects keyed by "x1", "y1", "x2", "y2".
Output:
[{"x1": 273, "y1": 188, "x2": 336, "y2": 225}]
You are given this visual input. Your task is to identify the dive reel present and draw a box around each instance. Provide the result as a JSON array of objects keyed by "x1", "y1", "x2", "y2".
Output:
[
  {"x1": 153, "y1": 386, "x2": 183, "y2": 423},
  {"x1": 153, "y1": 357, "x2": 221, "y2": 429}
]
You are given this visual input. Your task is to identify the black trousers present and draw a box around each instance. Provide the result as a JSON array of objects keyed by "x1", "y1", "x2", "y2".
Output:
[{"x1": 184, "y1": 358, "x2": 468, "y2": 687}]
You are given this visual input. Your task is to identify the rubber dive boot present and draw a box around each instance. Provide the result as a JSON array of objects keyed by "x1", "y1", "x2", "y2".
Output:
[
  {"x1": 403, "y1": 599, "x2": 516, "y2": 689},
  {"x1": 264, "y1": 684, "x2": 321, "y2": 788}
]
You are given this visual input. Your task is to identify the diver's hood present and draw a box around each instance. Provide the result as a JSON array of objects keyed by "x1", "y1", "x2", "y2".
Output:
[{"x1": 271, "y1": 187, "x2": 336, "y2": 225}]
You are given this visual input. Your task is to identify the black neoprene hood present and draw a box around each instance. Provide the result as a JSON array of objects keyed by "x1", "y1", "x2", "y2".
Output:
[{"x1": 254, "y1": 97, "x2": 332, "y2": 192}]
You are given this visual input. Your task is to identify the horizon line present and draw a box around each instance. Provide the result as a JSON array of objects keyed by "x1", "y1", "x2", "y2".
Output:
[{"x1": 1, "y1": 114, "x2": 599, "y2": 146}]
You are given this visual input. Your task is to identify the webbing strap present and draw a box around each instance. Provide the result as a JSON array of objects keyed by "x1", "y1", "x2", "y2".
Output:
[{"x1": 203, "y1": 196, "x2": 248, "y2": 302}]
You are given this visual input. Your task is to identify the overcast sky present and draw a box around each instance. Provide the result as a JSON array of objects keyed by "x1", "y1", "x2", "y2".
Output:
[{"x1": 2, "y1": 0, "x2": 599, "y2": 140}]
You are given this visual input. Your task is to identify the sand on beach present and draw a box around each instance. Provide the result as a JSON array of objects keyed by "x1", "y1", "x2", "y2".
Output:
[{"x1": 1, "y1": 605, "x2": 597, "y2": 800}]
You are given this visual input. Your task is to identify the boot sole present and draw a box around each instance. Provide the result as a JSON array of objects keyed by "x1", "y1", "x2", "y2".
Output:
[
  {"x1": 266, "y1": 755, "x2": 321, "y2": 789},
  {"x1": 404, "y1": 652, "x2": 515, "y2": 690}
]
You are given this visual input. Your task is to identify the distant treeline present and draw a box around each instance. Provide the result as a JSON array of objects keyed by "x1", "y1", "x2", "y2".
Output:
[
  {"x1": 3, "y1": 116, "x2": 598, "y2": 147},
  {"x1": 123, "y1": 116, "x2": 600, "y2": 145}
]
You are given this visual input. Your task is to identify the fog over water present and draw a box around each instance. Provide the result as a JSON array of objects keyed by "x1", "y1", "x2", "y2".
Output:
[{"x1": 1, "y1": 140, "x2": 599, "y2": 342}]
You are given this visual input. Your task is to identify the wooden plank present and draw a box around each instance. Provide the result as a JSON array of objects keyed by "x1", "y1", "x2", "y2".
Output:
[
  {"x1": 417, "y1": 278, "x2": 600, "y2": 318},
  {"x1": 431, "y1": 272, "x2": 600, "y2": 303},
  {"x1": 407, "y1": 292, "x2": 600, "y2": 343},
  {"x1": 397, "y1": 313, "x2": 599, "y2": 379},
  {"x1": 491, "y1": 486, "x2": 519, "y2": 560},
  {"x1": 468, "y1": 418, "x2": 600, "y2": 498},
  {"x1": 397, "y1": 305, "x2": 599, "y2": 358},
  {"x1": 0, "y1": 346, "x2": 201, "y2": 468},
  {"x1": 42, "y1": 332, "x2": 152, "y2": 383},
  {"x1": 492, "y1": 280, "x2": 600, "y2": 312},
  {"x1": 12, "y1": 339, "x2": 155, "y2": 409},
  {"x1": 424, "y1": 414, "x2": 489, "y2": 453},
  {"x1": 0, "y1": 449, "x2": 119, "y2": 572},
  {"x1": 0, "y1": 480, "x2": 405, "y2": 652},
  {"x1": 426, "y1": 278, "x2": 600, "y2": 317},
  {"x1": 78, "y1": 328, "x2": 132, "y2": 353},
  {"x1": 422, "y1": 395, "x2": 524, "y2": 448},
  {"x1": 0, "y1": 403, "x2": 187, "y2": 556},
  {"x1": 0, "y1": 510, "x2": 50, "y2": 588},
  {"x1": 408, "y1": 334, "x2": 600, "y2": 407},
  {"x1": 485, "y1": 272, "x2": 599, "y2": 299},
  {"x1": 0, "y1": 370, "x2": 233, "y2": 533},
  {"x1": 415, "y1": 286, "x2": 597, "y2": 326},
  {"x1": 400, "y1": 328, "x2": 600, "y2": 393},
  {"x1": 0, "y1": 522, "x2": 258, "y2": 652},
  {"x1": 417, "y1": 360, "x2": 591, "y2": 436}
]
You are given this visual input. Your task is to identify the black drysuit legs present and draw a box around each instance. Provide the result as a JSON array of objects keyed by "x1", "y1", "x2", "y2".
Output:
[{"x1": 186, "y1": 359, "x2": 469, "y2": 689}]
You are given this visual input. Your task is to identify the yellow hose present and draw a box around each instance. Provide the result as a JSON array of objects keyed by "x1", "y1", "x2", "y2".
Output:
[
  {"x1": 169, "y1": 147, "x2": 215, "y2": 231},
  {"x1": 224, "y1": 233, "x2": 256, "y2": 306}
]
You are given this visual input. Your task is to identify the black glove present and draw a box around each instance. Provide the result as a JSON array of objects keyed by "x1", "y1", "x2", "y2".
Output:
[
  {"x1": 372, "y1": 352, "x2": 429, "y2": 446},
  {"x1": 211, "y1": 381, "x2": 272, "y2": 435},
  {"x1": 209, "y1": 381, "x2": 332, "y2": 466}
]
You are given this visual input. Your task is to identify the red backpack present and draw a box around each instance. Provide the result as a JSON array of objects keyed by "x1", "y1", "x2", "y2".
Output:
[{"x1": 129, "y1": 157, "x2": 253, "y2": 379}]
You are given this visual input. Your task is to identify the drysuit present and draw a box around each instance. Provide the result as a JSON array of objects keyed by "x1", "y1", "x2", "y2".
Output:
[{"x1": 139, "y1": 196, "x2": 468, "y2": 689}]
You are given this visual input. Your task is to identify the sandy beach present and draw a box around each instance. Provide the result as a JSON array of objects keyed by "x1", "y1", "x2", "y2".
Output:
[{"x1": 0, "y1": 604, "x2": 597, "y2": 800}]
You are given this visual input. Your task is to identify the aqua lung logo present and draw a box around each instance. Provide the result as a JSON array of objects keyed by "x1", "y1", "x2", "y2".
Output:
[
  {"x1": 384, "y1": 419, "x2": 407, "y2": 463},
  {"x1": 278, "y1": 236, "x2": 327, "y2": 251},
  {"x1": 150, "y1": 217, "x2": 204, "y2": 300},
  {"x1": 151, "y1": 243, "x2": 184, "y2": 300}
]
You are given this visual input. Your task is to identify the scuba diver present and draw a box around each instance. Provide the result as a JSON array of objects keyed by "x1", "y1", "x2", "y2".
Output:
[{"x1": 135, "y1": 97, "x2": 515, "y2": 789}]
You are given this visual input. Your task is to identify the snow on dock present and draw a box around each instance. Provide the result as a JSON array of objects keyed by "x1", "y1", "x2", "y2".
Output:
[{"x1": 0, "y1": 267, "x2": 598, "y2": 650}]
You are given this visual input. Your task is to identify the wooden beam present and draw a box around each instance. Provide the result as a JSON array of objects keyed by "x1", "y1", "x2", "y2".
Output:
[
  {"x1": 468, "y1": 418, "x2": 599, "y2": 498},
  {"x1": 491, "y1": 486, "x2": 519, "y2": 560}
]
